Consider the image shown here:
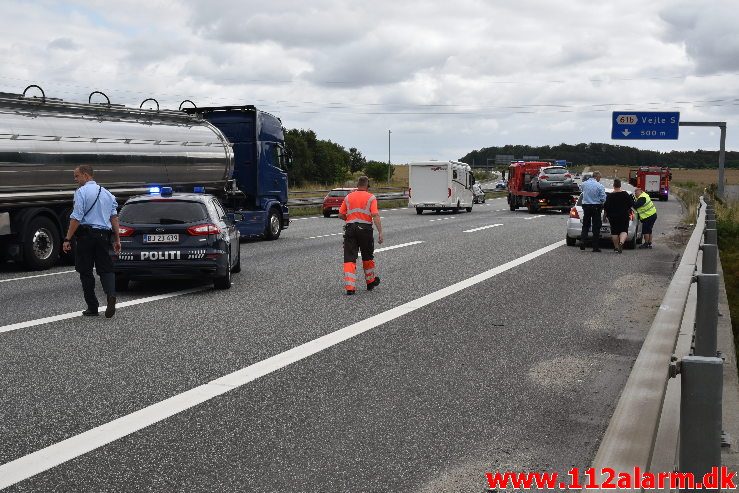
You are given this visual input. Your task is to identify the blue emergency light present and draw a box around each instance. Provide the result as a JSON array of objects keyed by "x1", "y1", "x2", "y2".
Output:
[
  {"x1": 148, "y1": 186, "x2": 173, "y2": 196},
  {"x1": 193, "y1": 186, "x2": 205, "y2": 193},
  {"x1": 148, "y1": 186, "x2": 161, "y2": 194}
]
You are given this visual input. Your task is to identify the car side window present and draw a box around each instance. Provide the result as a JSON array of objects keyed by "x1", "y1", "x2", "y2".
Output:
[{"x1": 212, "y1": 199, "x2": 226, "y2": 220}]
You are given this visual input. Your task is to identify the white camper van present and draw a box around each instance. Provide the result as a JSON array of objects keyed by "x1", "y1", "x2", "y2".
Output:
[{"x1": 408, "y1": 161, "x2": 475, "y2": 214}]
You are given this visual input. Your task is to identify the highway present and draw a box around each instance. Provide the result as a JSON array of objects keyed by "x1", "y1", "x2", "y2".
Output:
[{"x1": 0, "y1": 195, "x2": 685, "y2": 492}]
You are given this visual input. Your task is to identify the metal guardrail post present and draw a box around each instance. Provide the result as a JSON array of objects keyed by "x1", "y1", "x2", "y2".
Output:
[
  {"x1": 677, "y1": 356, "x2": 723, "y2": 490},
  {"x1": 700, "y1": 244, "x2": 718, "y2": 274},
  {"x1": 694, "y1": 274, "x2": 719, "y2": 357},
  {"x1": 704, "y1": 228, "x2": 717, "y2": 244},
  {"x1": 705, "y1": 219, "x2": 717, "y2": 230}
]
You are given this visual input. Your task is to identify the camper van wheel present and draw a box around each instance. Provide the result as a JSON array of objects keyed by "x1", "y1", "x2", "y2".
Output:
[
  {"x1": 416, "y1": 208, "x2": 423, "y2": 215},
  {"x1": 264, "y1": 207, "x2": 282, "y2": 240},
  {"x1": 434, "y1": 208, "x2": 441, "y2": 214},
  {"x1": 465, "y1": 206, "x2": 473, "y2": 212}
]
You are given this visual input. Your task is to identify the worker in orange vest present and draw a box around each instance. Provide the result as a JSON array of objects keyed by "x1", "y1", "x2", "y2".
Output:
[{"x1": 338, "y1": 175, "x2": 384, "y2": 295}]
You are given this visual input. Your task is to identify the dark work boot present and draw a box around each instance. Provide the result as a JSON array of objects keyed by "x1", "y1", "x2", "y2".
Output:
[
  {"x1": 346, "y1": 290, "x2": 355, "y2": 296},
  {"x1": 82, "y1": 308, "x2": 99, "y2": 316},
  {"x1": 366, "y1": 277, "x2": 381, "y2": 291},
  {"x1": 105, "y1": 296, "x2": 116, "y2": 318}
]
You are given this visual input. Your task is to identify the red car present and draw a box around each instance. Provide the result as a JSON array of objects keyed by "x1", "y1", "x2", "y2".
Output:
[{"x1": 322, "y1": 188, "x2": 356, "y2": 217}]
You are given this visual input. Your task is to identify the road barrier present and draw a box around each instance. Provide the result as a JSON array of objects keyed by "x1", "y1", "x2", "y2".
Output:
[
  {"x1": 287, "y1": 187, "x2": 409, "y2": 207},
  {"x1": 591, "y1": 196, "x2": 727, "y2": 487}
]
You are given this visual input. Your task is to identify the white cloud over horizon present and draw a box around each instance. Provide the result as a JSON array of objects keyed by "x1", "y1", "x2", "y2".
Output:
[{"x1": 1, "y1": 0, "x2": 738, "y2": 163}]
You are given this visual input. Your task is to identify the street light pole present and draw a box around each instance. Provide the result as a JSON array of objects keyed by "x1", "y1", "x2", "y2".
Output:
[{"x1": 387, "y1": 129, "x2": 392, "y2": 184}]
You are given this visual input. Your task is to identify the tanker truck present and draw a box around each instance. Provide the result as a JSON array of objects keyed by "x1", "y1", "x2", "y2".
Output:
[{"x1": 0, "y1": 87, "x2": 289, "y2": 270}]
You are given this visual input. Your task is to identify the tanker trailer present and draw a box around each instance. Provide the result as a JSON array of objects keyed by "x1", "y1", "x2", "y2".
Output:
[{"x1": 0, "y1": 88, "x2": 289, "y2": 270}]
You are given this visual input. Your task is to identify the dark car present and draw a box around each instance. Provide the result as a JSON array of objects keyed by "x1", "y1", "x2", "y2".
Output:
[
  {"x1": 113, "y1": 190, "x2": 241, "y2": 290},
  {"x1": 322, "y1": 187, "x2": 356, "y2": 217}
]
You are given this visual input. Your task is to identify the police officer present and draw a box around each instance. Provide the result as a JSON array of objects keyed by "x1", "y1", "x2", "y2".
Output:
[
  {"x1": 338, "y1": 176, "x2": 384, "y2": 295},
  {"x1": 633, "y1": 187, "x2": 657, "y2": 249},
  {"x1": 579, "y1": 170, "x2": 607, "y2": 252},
  {"x1": 62, "y1": 165, "x2": 121, "y2": 317}
]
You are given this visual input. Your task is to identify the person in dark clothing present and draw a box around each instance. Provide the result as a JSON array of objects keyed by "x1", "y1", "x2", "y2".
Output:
[
  {"x1": 579, "y1": 171, "x2": 607, "y2": 252},
  {"x1": 603, "y1": 178, "x2": 634, "y2": 253}
]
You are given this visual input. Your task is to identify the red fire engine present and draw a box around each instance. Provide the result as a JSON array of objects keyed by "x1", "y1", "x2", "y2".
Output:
[{"x1": 628, "y1": 166, "x2": 672, "y2": 201}]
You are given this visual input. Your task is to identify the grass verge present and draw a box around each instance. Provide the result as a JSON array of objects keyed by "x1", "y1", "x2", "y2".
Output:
[{"x1": 715, "y1": 198, "x2": 739, "y2": 371}]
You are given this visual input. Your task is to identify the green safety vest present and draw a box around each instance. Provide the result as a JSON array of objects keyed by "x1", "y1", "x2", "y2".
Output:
[{"x1": 635, "y1": 193, "x2": 657, "y2": 220}]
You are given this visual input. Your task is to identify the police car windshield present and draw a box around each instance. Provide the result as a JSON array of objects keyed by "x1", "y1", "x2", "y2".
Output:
[{"x1": 119, "y1": 201, "x2": 209, "y2": 224}]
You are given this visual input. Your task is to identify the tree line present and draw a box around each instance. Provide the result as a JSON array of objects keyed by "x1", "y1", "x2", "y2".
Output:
[
  {"x1": 459, "y1": 143, "x2": 739, "y2": 169},
  {"x1": 284, "y1": 129, "x2": 392, "y2": 186}
]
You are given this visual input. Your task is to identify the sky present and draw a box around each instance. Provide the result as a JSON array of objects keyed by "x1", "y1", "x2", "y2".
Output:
[{"x1": 1, "y1": 0, "x2": 738, "y2": 163}]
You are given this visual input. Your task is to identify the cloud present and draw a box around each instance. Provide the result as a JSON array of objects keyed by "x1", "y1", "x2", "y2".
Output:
[{"x1": 659, "y1": 1, "x2": 739, "y2": 75}]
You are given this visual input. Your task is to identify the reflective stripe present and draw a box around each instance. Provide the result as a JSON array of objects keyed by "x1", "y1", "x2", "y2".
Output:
[
  {"x1": 344, "y1": 192, "x2": 376, "y2": 225},
  {"x1": 344, "y1": 279, "x2": 356, "y2": 286},
  {"x1": 364, "y1": 269, "x2": 375, "y2": 276},
  {"x1": 344, "y1": 272, "x2": 357, "y2": 279}
]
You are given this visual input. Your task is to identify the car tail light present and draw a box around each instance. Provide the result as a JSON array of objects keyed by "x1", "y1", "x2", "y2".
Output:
[
  {"x1": 187, "y1": 223, "x2": 221, "y2": 235},
  {"x1": 540, "y1": 175, "x2": 549, "y2": 180},
  {"x1": 570, "y1": 207, "x2": 580, "y2": 219},
  {"x1": 629, "y1": 210, "x2": 635, "y2": 221},
  {"x1": 448, "y1": 187, "x2": 452, "y2": 198},
  {"x1": 564, "y1": 173, "x2": 572, "y2": 178},
  {"x1": 118, "y1": 225, "x2": 135, "y2": 237}
]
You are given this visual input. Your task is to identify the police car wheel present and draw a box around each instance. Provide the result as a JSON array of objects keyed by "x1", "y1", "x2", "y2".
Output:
[{"x1": 214, "y1": 253, "x2": 232, "y2": 289}]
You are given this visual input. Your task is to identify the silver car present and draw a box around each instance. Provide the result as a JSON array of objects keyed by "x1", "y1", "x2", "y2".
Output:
[
  {"x1": 531, "y1": 166, "x2": 577, "y2": 192},
  {"x1": 565, "y1": 191, "x2": 643, "y2": 248}
]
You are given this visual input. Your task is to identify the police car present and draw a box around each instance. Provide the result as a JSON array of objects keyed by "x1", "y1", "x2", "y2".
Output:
[{"x1": 113, "y1": 188, "x2": 241, "y2": 290}]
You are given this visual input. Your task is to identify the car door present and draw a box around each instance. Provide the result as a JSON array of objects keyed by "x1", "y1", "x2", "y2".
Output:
[{"x1": 210, "y1": 198, "x2": 235, "y2": 263}]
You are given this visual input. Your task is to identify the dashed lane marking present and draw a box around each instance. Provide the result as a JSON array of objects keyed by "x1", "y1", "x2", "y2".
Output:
[
  {"x1": 0, "y1": 270, "x2": 76, "y2": 284},
  {"x1": 429, "y1": 216, "x2": 456, "y2": 222},
  {"x1": 463, "y1": 224, "x2": 504, "y2": 233},
  {"x1": 305, "y1": 232, "x2": 342, "y2": 239},
  {"x1": 0, "y1": 239, "x2": 564, "y2": 489},
  {"x1": 524, "y1": 214, "x2": 545, "y2": 220},
  {"x1": 0, "y1": 286, "x2": 209, "y2": 335}
]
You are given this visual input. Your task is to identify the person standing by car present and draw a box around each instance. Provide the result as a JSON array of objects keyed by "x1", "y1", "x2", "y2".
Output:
[
  {"x1": 579, "y1": 170, "x2": 606, "y2": 252},
  {"x1": 633, "y1": 187, "x2": 657, "y2": 249},
  {"x1": 603, "y1": 178, "x2": 634, "y2": 253},
  {"x1": 338, "y1": 176, "x2": 384, "y2": 295},
  {"x1": 62, "y1": 165, "x2": 121, "y2": 317}
]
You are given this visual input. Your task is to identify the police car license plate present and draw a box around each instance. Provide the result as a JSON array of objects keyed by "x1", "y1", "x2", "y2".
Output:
[{"x1": 144, "y1": 234, "x2": 179, "y2": 243}]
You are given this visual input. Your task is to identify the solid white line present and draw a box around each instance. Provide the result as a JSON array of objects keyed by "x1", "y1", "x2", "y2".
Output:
[
  {"x1": 524, "y1": 214, "x2": 545, "y2": 220},
  {"x1": 0, "y1": 286, "x2": 208, "y2": 335},
  {"x1": 0, "y1": 239, "x2": 564, "y2": 489},
  {"x1": 463, "y1": 224, "x2": 503, "y2": 233},
  {"x1": 0, "y1": 270, "x2": 76, "y2": 283}
]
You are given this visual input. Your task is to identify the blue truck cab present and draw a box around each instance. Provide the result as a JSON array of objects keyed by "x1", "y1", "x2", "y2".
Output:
[{"x1": 186, "y1": 105, "x2": 289, "y2": 239}]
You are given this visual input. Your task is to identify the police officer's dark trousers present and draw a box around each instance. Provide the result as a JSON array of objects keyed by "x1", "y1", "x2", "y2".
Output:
[
  {"x1": 580, "y1": 204, "x2": 603, "y2": 247},
  {"x1": 75, "y1": 227, "x2": 115, "y2": 310}
]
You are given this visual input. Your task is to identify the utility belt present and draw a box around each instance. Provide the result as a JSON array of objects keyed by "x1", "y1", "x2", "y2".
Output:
[
  {"x1": 344, "y1": 222, "x2": 373, "y2": 232},
  {"x1": 76, "y1": 225, "x2": 112, "y2": 240}
]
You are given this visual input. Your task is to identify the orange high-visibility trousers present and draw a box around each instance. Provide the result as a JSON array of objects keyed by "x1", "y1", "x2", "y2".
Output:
[
  {"x1": 362, "y1": 259, "x2": 375, "y2": 285},
  {"x1": 342, "y1": 223, "x2": 376, "y2": 291},
  {"x1": 343, "y1": 261, "x2": 357, "y2": 292}
]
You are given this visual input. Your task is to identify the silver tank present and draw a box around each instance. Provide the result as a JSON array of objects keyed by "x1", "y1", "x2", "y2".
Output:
[{"x1": 0, "y1": 93, "x2": 233, "y2": 207}]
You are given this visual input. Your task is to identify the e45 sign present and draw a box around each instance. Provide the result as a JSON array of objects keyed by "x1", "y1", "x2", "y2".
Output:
[{"x1": 612, "y1": 111, "x2": 680, "y2": 140}]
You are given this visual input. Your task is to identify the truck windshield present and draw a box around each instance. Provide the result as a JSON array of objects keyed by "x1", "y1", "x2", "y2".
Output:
[{"x1": 119, "y1": 201, "x2": 209, "y2": 224}]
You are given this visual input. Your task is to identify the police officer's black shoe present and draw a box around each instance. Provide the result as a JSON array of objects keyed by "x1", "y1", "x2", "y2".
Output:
[
  {"x1": 82, "y1": 309, "x2": 99, "y2": 316},
  {"x1": 366, "y1": 277, "x2": 381, "y2": 291},
  {"x1": 592, "y1": 248, "x2": 602, "y2": 252},
  {"x1": 105, "y1": 296, "x2": 116, "y2": 318},
  {"x1": 346, "y1": 290, "x2": 355, "y2": 296}
]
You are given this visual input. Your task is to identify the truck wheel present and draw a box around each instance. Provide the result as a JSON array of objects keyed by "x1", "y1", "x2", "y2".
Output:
[
  {"x1": 22, "y1": 216, "x2": 60, "y2": 270},
  {"x1": 566, "y1": 236, "x2": 577, "y2": 246},
  {"x1": 264, "y1": 208, "x2": 281, "y2": 240},
  {"x1": 115, "y1": 275, "x2": 130, "y2": 292},
  {"x1": 416, "y1": 208, "x2": 423, "y2": 215},
  {"x1": 465, "y1": 206, "x2": 473, "y2": 212},
  {"x1": 214, "y1": 253, "x2": 233, "y2": 289},
  {"x1": 527, "y1": 202, "x2": 538, "y2": 214}
]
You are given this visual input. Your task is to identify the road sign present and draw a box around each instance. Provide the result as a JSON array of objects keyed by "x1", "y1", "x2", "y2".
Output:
[{"x1": 611, "y1": 111, "x2": 680, "y2": 140}]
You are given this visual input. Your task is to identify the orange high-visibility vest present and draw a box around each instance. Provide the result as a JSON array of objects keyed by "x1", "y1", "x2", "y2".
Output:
[{"x1": 339, "y1": 190, "x2": 378, "y2": 224}]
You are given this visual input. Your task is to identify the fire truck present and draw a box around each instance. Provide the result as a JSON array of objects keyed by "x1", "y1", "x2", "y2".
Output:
[
  {"x1": 627, "y1": 166, "x2": 672, "y2": 201},
  {"x1": 507, "y1": 161, "x2": 579, "y2": 213}
]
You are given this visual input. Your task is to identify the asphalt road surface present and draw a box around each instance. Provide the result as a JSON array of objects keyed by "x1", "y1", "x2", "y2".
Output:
[{"x1": 0, "y1": 194, "x2": 686, "y2": 492}]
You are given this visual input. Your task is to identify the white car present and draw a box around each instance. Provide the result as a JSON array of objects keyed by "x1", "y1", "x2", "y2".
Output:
[{"x1": 565, "y1": 191, "x2": 642, "y2": 248}]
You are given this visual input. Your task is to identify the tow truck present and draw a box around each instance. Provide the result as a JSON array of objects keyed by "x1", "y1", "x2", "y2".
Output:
[{"x1": 507, "y1": 161, "x2": 579, "y2": 213}]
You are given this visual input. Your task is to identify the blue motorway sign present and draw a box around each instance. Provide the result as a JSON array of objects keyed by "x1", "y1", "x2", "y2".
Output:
[{"x1": 611, "y1": 111, "x2": 680, "y2": 140}]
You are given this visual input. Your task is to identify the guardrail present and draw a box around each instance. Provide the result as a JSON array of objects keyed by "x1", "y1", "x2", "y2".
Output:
[
  {"x1": 287, "y1": 187, "x2": 409, "y2": 207},
  {"x1": 591, "y1": 196, "x2": 725, "y2": 486}
]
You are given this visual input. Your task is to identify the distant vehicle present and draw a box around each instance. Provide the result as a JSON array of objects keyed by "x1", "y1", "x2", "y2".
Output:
[
  {"x1": 531, "y1": 166, "x2": 576, "y2": 192},
  {"x1": 472, "y1": 183, "x2": 486, "y2": 203},
  {"x1": 565, "y1": 191, "x2": 642, "y2": 248},
  {"x1": 581, "y1": 172, "x2": 593, "y2": 182},
  {"x1": 408, "y1": 161, "x2": 475, "y2": 214},
  {"x1": 113, "y1": 189, "x2": 241, "y2": 290},
  {"x1": 628, "y1": 166, "x2": 671, "y2": 201},
  {"x1": 507, "y1": 161, "x2": 578, "y2": 214},
  {"x1": 494, "y1": 180, "x2": 508, "y2": 190},
  {"x1": 322, "y1": 188, "x2": 356, "y2": 217}
]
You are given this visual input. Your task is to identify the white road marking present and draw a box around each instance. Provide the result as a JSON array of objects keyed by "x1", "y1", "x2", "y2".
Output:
[
  {"x1": 0, "y1": 286, "x2": 209, "y2": 335},
  {"x1": 305, "y1": 232, "x2": 342, "y2": 239},
  {"x1": 0, "y1": 239, "x2": 564, "y2": 489},
  {"x1": 429, "y1": 216, "x2": 456, "y2": 222},
  {"x1": 373, "y1": 241, "x2": 424, "y2": 253},
  {"x1": 463, "y1": 224, "x2": 503, "y2": 233},
  {"x1": 291, "y1": 216, "x2": 322, "y2": 221},
  {"x1": 524, "y1": 215, "x2": 545, "y2": 220},
  {"x1": 0, "y1": 270, "x2": 76, "y2": 284}
]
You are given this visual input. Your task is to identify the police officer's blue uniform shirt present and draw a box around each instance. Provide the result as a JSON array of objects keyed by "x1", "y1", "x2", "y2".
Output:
[
  {"x1": 581, "y1": 178, "x2": 606, "y2": 205},
  {"x1": 70, "y1": 181, "x2": 118, "y2": 229}
]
